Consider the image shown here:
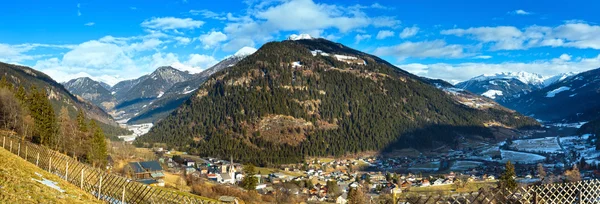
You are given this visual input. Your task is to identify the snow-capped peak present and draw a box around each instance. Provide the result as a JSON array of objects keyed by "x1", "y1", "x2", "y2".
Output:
[
  {"x1": 288, "y1": 34, "x2": 313, "y2": 41},
  {"x1": 234, "y1": 46, "x2": 257, "y2": 57},
  {"x1": 472, "y1": 71, "x2": 546, "y2": 86},
  {"x1": 542, "y1": 72, "x2": 577, "y2": 87}
]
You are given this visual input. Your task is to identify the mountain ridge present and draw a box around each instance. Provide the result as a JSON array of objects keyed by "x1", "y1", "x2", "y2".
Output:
[{"x1": 135, "y1": 38, "x2": 539, "y2": 165}]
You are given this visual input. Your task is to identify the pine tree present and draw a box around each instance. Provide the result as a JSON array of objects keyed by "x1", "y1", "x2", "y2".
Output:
[
  {"x1": 76, "y1": 110, "x2": 88, "y2": 133},
  {"x1": 88, "y1": 120, "x2": 107, "y2": 168},
  {"x1": 498, "y1": 161, "x2": 517, "y2": 191},
  {"x1": 241, "y1": 164, "x2": 258, "y2": 191}
]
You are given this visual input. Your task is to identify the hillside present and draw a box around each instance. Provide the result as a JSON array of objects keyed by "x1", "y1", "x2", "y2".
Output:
[
  {"x1": 0, "y1": 62, "x2": 130, "y2": 137},
  {"x1": 135, "y1": 38, "x2": 539, "y2": 165},
  {"x1": 0, "y1": 148, "x2": 101, "y2": 203},
  {"x1": 506, "y1": 67, "x2": 600, "y2": 122}
]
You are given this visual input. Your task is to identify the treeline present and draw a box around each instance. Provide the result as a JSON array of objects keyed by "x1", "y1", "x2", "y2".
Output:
[
  {"x1": 0, "y1": 76, "x2": 107, "y2": 167},
  {"x1": 135, "y1": 40, "x2": 539, "y2": 166}
]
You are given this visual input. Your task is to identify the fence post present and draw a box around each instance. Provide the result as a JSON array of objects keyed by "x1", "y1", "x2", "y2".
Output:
[
  {"x1": 81, "y1": 169, "x2": 84, "y2": 189},
  {"x1": 17, "y1": 143, "x2": 20, "y2": 157},
  {"x1": 65, "y1": 162, "x2": 69, "y2": 180},
  {"x1": 98, "y1": 175, "x2": 103, "y2": 200},
  {"x1": 49, "y1": 157, "x2": 52, "y2": 172},
  {"x1": 2, "y1": 136, "x2": 4, "y2": 148},
  {"x1": 9, "y1": 140, "x2": 12, "y2": 152},
  {"x1": 122, "y1": 184, "x2": 126, "y2": 204},
  {"x1": 25, "y1": 146, "x2": 28, "y2": 161},
  {"x1": 36, "y1": 152, "x2": 39, "y2": 166},
  {"x1": 579, "y1": 189, "x2": 583, "y2": 204}
]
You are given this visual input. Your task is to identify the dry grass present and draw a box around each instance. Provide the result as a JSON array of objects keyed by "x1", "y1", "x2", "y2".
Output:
[{"x1": 0, "y1": 148, "x2": 101, "y2": 203}]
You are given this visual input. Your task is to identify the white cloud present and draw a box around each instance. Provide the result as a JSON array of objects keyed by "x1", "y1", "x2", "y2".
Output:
[
  {"x1": 172, "y1": 54, "x2": 219, "y2": 73},
  {"x1": 84, "y1": 22, "x2": 95, "y2": 26},
  {"x1": 0, "y1": 43, "x2": 74, "y2": 63},
  {"x1": 374, "y1": 40, "x2": 468, "y2": 60},
  {"x1": 398, "y1": 54, "x2": 600, "y2": 83},
  {"x1": 198, "y1": 31, "x2": 228, "y2": 49},
  {"x1": 173, "y1": 37, "x2": 191, "y2": 45},
  {"x1": 474, "y1": 55, "x2": 492, "y2": 59},
  {"x1": 220, "y1": 0, "x2": 400, "y2": 51},
  {"x1": 77, "y1": 3, "x2": 81, "y2": 16},
  {"x1": 399, "y1": 26, "x2": 419, "y2": 39},
  {"x1": 511, "y1": 9, "x2": 532, "y2": 15},
  {"x1": 559, "y1": 53, "x2": 571, "y2": 61},
  {"x1": 376, "y1": 30, "x2": 394, "y2": 40},
  {"x1": 141, "y1": 17, "x2": 204, "y2": 30},
  {"x1": 189, "y1": 9, "x2": 227, "y2": 20},
  {"x1": 442, "y1": 23, "x2": 600, "y2": 50},
  {"x1": 354, "y1": 34, "x2": 371, "y2": 43}
]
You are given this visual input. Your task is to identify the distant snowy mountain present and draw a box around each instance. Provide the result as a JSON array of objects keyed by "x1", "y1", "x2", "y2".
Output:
[
  {"x1": 506, "y1": 68, "x2": 600, "y2": 122},
  {"x1": 457, "y1": 71, "x2": 576, "y2": 103}
]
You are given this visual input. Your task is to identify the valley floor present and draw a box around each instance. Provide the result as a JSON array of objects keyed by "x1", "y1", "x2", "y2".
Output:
[{"x1": 0, "y1": 148, "x2": 101, "y2": 203}]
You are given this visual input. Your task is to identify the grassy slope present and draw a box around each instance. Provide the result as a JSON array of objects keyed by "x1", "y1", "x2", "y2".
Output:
[{"x1": 0, "y1": 148, "x2": 101, "y2": 203}]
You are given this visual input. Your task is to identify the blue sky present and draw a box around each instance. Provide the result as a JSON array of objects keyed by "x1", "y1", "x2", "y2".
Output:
[{"x1": 1, "y1": 0, "x2": 599, "y2": 85}]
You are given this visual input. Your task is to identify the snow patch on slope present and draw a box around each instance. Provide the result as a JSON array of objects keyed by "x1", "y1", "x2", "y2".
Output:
[
  {"x1": 481, "y1": 90, "x2": 503, "y2": 99},
  {"x1": 546, "y1": 86, "x2": 570, "y2": 97}
]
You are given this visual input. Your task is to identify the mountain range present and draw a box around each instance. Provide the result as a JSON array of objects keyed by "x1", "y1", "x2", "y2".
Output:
[
  {"x1": 61, "y1": 47, "x2": 258, "y2": 124},
  {"x1": 456, "y1": 72, "x2": 576, "y2": 103},
  {"x1": 134, "y1": 37, "x2": 539, "y2": 165}
]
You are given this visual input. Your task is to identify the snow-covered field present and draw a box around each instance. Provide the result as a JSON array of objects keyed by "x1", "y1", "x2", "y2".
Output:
[
  {"x1": 450, "y1": 161, "x2": 483, "y2": 171},
  {"x1": 510, "y1": 137, "x2": 563, "y2": 153},
  {"x1": 118, "y1": 123, "x2": 153, "y2": 142},
  {"x1": 500, "y1": 150, "x2": 546, "y2": 164},
  {"x1": 547, "y1": 122, "x2": 587, "y2": 128}
]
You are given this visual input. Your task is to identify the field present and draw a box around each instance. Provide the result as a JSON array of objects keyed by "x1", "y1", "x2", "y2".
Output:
[
  {"x1": 0, "y1": 148, "x2": 101, "y2": 203},
  {"x1": 450, "y1": 161, "x2": 483, "y2": 171},
  {"x1": 510, "y1": 137, "x2": 562, "y2": 153},
  {"x1": 408, "y1": 161, "x2": 440, "y2": 172},
  {"x1": 500, "y1": 150, "x2": 546, "y2": 164},
  {"x1": 401, "y1": 181, "x2": 497, "y2": 198}
]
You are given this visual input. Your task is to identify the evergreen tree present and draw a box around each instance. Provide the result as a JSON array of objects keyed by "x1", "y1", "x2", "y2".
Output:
[
  {"x1": 29, "y1": 87, "x2": 58, "y2": 147},
  {"x1": 498, "y1": 161, "x2": 517, "y2": 191},
  {"x1": 241, "y1": 164, "x2": 258, "y2": 191},
  {"x1": 88, "y1": 120, "x2": 107, "y2": 168},
  {"x1": 76, "y1": 109, "x2": 88, "y2": 133}
]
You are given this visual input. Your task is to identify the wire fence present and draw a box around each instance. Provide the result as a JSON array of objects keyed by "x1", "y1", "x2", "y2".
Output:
[
  {"x1": 1, "y1": 135, "x2": 218, "y2": 204},
  {"x1": 403, "y1": 179, "x2": 600, "y2": 204}
]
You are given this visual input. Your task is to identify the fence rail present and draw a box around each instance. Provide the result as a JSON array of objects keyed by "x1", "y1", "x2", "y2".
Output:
[{"x1": 1, "y1": 135, "x2": 218, "y2": 204}]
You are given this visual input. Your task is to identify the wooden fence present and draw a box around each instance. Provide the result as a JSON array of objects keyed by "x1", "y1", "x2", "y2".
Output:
[
  {"x1": 1, "y1": 135, "x2": 218, "y2": 204},
  {"x1": 404, "y1": 179, "x2": 600, "y2": 204}
]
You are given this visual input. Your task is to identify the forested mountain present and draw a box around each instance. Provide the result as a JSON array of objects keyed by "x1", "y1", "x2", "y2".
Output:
[
  {"x1": 135, "y1": 38, "x2": 539, "y2": 165},
  {"x1": 0, "y1": 62, "x2": 130, "y2": 137},
  {"x1": 62, "y1": 77, "x2": 116, "y2": 110},
  {"x1": 506, "y1": 67, "x2": 600, "y2": 122},
  {"x1": 128, "y1": 47, "x2": 257, "y2": 124}
]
